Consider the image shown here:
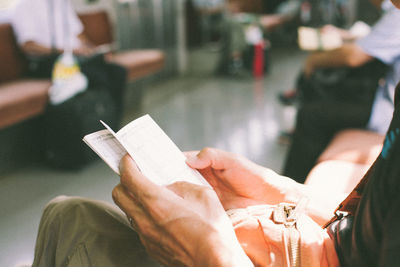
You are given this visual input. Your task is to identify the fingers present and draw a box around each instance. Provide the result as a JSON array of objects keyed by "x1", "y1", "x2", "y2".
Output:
[
  {"x1": 119, "y1": 155, "x2": 185, "y2": 223},
  {"x1": 119, "y1": 155, "x2": 170, "y2": 204},
  {"x1": 112, "y1": 184, "x2": 153, "y2": 233},
  {"x1": 185, "y1": 147, "x2": 238, "y2": 170}
]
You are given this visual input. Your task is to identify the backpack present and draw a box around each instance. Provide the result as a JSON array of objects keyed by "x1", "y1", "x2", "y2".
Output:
[{"x1": 44, "y1": 88, "x2": 119, "y2": 170}]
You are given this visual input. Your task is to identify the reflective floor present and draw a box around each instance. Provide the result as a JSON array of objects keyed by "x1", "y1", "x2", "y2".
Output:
[{"x1": 0, "y1": 46, "x2": 306, "y2": 267}]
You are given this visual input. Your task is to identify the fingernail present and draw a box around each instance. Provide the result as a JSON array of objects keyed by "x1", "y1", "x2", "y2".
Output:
[{"x1": 185, "y1": 155, "x2": 198, "y2": 166}]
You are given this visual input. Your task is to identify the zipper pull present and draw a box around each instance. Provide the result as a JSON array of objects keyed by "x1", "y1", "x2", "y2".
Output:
[{"x1": 287, "y1": 197, "x2": 309, "y2": 222}]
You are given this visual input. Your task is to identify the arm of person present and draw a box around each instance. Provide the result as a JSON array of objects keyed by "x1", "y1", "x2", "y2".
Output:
[
  {"x1": 20, "y1": 41, "x2": 62, "y2": 56},
  {"x1": 112, "y1": 155, "x2": 254, "y2": 267},
  {"x1": 321, "y1": 24, "x2": 358, "y2": 42},
  {"x1": 304, "y1": 43, "x2": 373, "y2": 77},
  {"x1": 186, "y1": 148, "x2": 347, "y2": 226},
  {"x1": 73, "y1": 33, "x2": 97, "y2": 56}
]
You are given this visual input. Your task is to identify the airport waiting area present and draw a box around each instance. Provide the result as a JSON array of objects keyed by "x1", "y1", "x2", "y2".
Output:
[{"x1": 1, "y1": 0, "x2": 400, "y2": 266}]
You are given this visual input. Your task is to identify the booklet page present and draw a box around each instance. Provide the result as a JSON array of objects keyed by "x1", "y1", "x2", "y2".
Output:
[
  {"x1": 115, "y1": 115, "x2": 210, "y2": 187},
  {"x1": 83, "y1": 115, "x2": 210, "y2": 187},
  {"x1": 83, "y1": 129, "x2": 127, "y2": 174}
]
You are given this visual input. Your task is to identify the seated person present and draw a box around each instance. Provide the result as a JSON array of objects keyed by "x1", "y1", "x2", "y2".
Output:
[
  {"x1": 216, "y1": 0, "x2": 299, "y2": 75},
  {"x1": 282, "y1": 0, "x2": 400, "y2": 182},
  {"x1": 10, "y1": 0, "x2": 127, "y2": 116},
  {"x1": 31, "y1": 72, "x2": 400, "y2": 266}
]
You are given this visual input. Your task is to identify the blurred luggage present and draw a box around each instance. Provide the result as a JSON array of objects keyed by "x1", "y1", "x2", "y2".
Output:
[{"x1": 44, "y1": 88, "x2": 118, "y2": 170}]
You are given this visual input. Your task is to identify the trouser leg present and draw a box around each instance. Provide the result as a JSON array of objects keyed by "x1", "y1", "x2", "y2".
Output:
[
  {"x1": 282, "y1": 101, "x2": 371, "y2": 183},
  {"x1": 32, "y1": 196, "x2": 161, "y2": 267}
]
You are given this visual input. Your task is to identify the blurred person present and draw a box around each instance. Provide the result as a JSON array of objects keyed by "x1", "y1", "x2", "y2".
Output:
[
  {"x1": 10, "y1": 0, "x2": 127, "y2": 117},
  {"x1": 216, "y1": 0, "x2": 300, "y2": 76},
  {"x1": 283, "y1": 0, "x2": 400, "y2": 182}
]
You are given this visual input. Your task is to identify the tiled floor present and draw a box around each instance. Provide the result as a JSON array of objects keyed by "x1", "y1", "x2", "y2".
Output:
[{"x1": 0, "y1": 46, "x2": 306, "y2": 267}]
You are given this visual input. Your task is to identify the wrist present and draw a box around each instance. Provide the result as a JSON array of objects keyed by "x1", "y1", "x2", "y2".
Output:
[{"x1": 200, "y1": 229, "x2": 254, "y2": 267}]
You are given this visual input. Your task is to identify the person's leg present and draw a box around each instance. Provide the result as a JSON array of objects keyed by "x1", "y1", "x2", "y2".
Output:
[
  {"x1": 32, "y1": 196, "x2": 161, "y2": 267},
  {"x1": 282, "y1": 101, "x2": 371, "y2": 183}
]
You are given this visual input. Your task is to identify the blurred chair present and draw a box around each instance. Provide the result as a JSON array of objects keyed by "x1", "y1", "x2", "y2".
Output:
[{"x1": 79, "y1": 11, "x2": 165, "y2": 82}]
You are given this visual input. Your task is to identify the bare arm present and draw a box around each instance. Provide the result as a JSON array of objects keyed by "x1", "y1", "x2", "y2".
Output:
[
  {"x1": 304, "y1": 43, "x2": 373, "y2": 77},
  {"x1": 21, "y1": 41, "x2": 61, "y2": 56}
]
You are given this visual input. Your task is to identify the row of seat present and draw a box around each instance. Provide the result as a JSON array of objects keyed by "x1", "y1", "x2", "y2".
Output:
[{"x1": 0, "y1": 11, "x2": 165, "y2": 130}]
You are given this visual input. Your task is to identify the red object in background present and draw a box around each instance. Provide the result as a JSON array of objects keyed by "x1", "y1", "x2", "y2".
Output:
[{"x1": 253, "y1": 42, "x2": 264, "y2": 78}]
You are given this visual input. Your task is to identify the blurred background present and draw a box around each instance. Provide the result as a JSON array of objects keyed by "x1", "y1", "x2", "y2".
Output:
[{"x1": 0, "y1": 0, "x2": 383, "y2": 266}]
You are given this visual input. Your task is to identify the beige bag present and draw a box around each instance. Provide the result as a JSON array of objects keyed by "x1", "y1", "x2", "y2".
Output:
[{"x1": 227, "y1": 199, "x2": 339, "y2": 267}]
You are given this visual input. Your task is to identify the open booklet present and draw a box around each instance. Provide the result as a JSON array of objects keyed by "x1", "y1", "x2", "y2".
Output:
[{"x1": 83, "y1": 114, "x2": 210, "y2": 187}]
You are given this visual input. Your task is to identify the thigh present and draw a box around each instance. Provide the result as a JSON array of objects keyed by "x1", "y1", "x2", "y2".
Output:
[{"x1": 33, "y1": 196, "x2": 161, "y2": 267}]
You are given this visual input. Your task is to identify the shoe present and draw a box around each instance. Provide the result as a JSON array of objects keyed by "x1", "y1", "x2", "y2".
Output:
[{"x1": 278, "y1": 89, "x2": 298, "y2": 105}]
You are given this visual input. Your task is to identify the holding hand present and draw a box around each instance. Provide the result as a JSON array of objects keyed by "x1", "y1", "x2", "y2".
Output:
[
  {"x1": 112, "y1": 155, "x2": 253, "y2": 267},
  {"x1": 186, "y1": 148, "x2": 300, "y2": 210}
]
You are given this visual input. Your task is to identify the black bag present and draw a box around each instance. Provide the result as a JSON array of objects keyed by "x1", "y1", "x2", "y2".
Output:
[
  {"x1": 44, "y1": 88, "x2": 119, "y2": 170},
  {"x1": 297, "y1": 59, "x2": 388, "y2": 105},
  {"x1": 27, "y1": 53, "x2": 60, "y2": 78}
]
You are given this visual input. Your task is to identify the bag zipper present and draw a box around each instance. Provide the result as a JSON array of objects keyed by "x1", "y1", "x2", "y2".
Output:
[{"x1": 273, "y1": 198, "x2": 308, "y2": 267}]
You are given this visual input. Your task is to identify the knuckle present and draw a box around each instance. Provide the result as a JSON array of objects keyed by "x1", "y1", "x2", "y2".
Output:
[
  {"x1": 111, "y1": 186, "x2": 121, "y2": 202},
  {"x1": 201, "y1": 147, "x2": 214, "y2": 156}
]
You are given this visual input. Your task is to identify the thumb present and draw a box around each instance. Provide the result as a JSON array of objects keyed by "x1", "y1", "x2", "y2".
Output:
[{"x1": 186, "y1": 148, "x2": 235, "y2": 170}]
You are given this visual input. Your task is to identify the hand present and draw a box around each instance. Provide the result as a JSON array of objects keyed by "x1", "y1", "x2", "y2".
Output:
[
  {"x1": 186, "y1": 148, "x2": 299, "y2": 210},
  {"x1": 112, "y1": 155, "x2": 253, "y2": 267},
  {"x1": 73, "y1": 45, "x2": 95, "y2": 56},
  {"x1": 259, "y1": 15, "x2": 285, "y2": 31}
]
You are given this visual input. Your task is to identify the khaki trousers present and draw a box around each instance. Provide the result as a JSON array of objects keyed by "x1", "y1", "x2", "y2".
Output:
[{"x1": 32, "y1": 196, "x2": 161, "y2": 267}]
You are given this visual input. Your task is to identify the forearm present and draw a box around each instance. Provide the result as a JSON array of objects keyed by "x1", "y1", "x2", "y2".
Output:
[
  {"x1": 21, "y1": 41, "x2": 61, "y2": 56},
  {"x1": 305, "y1": 43, "x2": 373, "y2": 75},
  {"x1": 77, "y1": 33, "x2": 95, "y2": 48}
]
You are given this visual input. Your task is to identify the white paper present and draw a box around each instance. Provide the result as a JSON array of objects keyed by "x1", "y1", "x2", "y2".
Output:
[
  {"x1": 298, "y1": 26, "x2": 342, "y2": 51},
  {"x1": 83, "y1": 115, "x2": 210, "y2": 187},
  {"x1": 83, "y1": 129, "x2": 127, "y2": 174}
]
